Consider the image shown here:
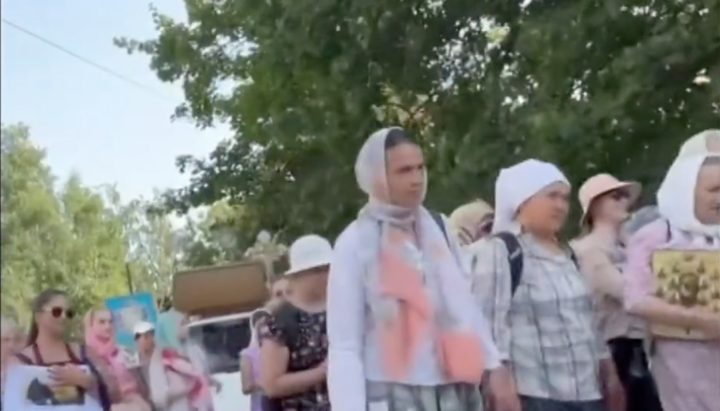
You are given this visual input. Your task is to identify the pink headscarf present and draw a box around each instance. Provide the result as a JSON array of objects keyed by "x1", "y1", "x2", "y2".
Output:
[{"x1": 84, "y1": 309, "x2": 137, "y2": 395}]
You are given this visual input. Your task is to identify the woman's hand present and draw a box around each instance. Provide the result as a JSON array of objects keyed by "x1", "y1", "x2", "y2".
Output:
[
  {"x1": 485, "y1": 366, "x2": 522, "y2": 411},
  {"x1": 693, "y1": 308, "x2": 720, "y2": 338},
  {"x1": 313, "y1": 359, "x2": 328, "y2": 381},
  {"x1": 49, "y1": 365, "x2": 94, "y2": 389},
  {"x1": 599, "y1": 359, "x2": 625, "y2": 411}
]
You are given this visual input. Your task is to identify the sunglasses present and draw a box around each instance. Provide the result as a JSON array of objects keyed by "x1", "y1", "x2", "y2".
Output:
[
  {"x1": 134, "y1": 331, "x2": 154, "y2": 340},
  {"x1": 608, "y1": 189, "x2": 630, "y2": 201},
  {"x1": 45, "y1": 307, "x2": 75, "y2": 319}
]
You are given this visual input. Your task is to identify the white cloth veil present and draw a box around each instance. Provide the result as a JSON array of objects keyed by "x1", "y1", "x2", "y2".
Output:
[
  {"x1": 657, "y1": 153, "x2": 720, "y2": 237},
  {"x1": 492, "y1": 159, "x2": 570, "y2": 233}
]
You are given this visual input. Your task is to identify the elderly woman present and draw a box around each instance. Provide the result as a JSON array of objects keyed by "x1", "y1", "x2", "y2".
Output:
[
  {"x1": 624, "y1": 149, "x2": 720, "y2": 411},
  {"x1": 469, "y1": 159, "x2": 624, "y2": 411},
  {"x1": 327, "y1": 127, "x2": 513, "y2": 411}
]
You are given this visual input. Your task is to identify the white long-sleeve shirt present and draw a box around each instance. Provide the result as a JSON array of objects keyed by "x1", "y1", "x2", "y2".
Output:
[{"x1": 327, "y1": 218, "x2": 501, "y2": 411}]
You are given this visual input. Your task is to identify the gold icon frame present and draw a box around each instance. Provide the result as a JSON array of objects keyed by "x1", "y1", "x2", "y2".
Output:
[{"x1": 651, "y1": 249, "x2": 720, "y2": 339}]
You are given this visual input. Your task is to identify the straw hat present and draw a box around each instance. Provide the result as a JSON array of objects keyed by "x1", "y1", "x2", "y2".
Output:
[
  {"x1": 448, "y1": 200, "x2": 493, "y2": 245},
  {"x1": 578, "y1": 174, "x2": 641, "y2": 226},
  {"x1": 284, "y1": 235, "x2": 333, "y2": 276}
]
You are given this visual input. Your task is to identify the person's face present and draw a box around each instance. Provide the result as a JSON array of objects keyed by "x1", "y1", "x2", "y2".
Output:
[
  {"x1": 93, "y1": 310, "x2": 114, "y2": 340},
  {"x1": 694, "y1": 160, "x2": 720, "y2": 225},
  {"x1": 590, "y1": 189, "x2": 632, "y2": 225},
  {"x1": 385, "y1": 143, "x2": 425, "y2": 208},
  {"x1": 135, "y1": 331, "x2": 155, "y2": 352},
  {"x1": 519, "y1": 181, "x2": 570, "y2": 234},
  {"x1": 271, "y1": 279, "x2": 288, "y2": 301},
  {"x1": 289, "y1": 266, "x2": 329, "y2": 298},
  {"x1": 177, "y1": 315, "x2": 190, "y2": 339},
  {"x1": 36, "y1": 295, "x2": 74, "y2": 337},
  {"x1": 1, "y1": 328, "x2": 21, "y2": 360},
  {"x1": 474, "y1": 213, "x2": 494, "y2": 240}
]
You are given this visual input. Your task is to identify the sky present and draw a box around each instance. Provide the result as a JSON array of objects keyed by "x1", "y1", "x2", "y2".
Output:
[{"x1": 1, "y1": 0, "x2": 229, "y2": 201}]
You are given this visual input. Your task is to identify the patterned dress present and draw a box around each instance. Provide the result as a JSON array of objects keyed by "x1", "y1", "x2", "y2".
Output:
[{"x1": 259, "y1": 306, "x2": 330, "y2": 411}]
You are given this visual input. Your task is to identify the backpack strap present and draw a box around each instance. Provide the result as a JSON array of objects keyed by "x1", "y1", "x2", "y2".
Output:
[
  {"x1": 493, "y1": 232, "x2": 524, "y2": 296},
  {"x1": 564, "y1": 244, "x2": 579, "y2": 269},
  {"x1": 429, "y1": 210, "x2": 449, "y2": 245}
]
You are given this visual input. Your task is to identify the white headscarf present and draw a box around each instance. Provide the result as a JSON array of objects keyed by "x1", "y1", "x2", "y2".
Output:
[
  {"x1": 677, "y1": 129, "x2": 720, "y2": 159},
  {"x1": 353, "y1": 127, "x2": 484, "y2": 368},
  {"x1": 657, "y1": 153, "x2": 720, "y2": 237},
  {"x1": 355, "y1": 126, "x2": 427, "y2": 209},
  {"x1": 492, "y1": 159, "x2": 570, "y2": 233}
]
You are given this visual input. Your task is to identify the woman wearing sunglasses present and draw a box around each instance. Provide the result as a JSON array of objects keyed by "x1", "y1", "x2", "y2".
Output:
[
  {"x1": 448, "y1": 199, "x2": 495, "y2": 247},
  {"x1": 571, "y1": 174, "x2": 663, "y2": 411},
  {"x1": 10, "y1": 288, "x2": 120, "y2": 409}
]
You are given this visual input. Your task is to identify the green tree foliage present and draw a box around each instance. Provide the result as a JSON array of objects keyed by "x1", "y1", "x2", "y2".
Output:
[
  {"x1": 0, "y1": 124, "x2": 243, "y2": 323},
  {"x1": 116, "y1": 0, "x2": 718, "y2": 240},
  {"x1": 1, "y1": 125, "x2": 128, "y2": 322}
]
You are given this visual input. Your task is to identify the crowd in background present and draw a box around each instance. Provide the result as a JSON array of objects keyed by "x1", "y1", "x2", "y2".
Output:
[{"x1": 1, "y1": 128, "x2": 719, "y2": 411}]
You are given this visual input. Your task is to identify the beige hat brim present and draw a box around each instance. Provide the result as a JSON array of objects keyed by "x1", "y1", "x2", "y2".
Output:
[{"x1": 580, "y1": 181, "x2": 642, "y2": 227}]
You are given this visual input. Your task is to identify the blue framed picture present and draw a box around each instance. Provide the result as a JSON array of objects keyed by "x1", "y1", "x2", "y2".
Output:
[{"x1": 104, "y1": 292, "x2": 158, "y2": 354}]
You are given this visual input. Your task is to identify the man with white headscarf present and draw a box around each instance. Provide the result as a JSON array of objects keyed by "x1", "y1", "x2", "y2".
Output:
[
  {"x1": 469, "y1": 159, "x2": 624, "y2": 411},
  {"x1": 624, "y1": 150, "x2": 720, "y2": 411},
  {"x1": 327, "y1": 127, "x2": 518, "y2": 411}
]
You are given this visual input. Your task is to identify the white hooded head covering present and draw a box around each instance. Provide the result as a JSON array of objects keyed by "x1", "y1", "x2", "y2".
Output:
[
  {"x1": 677, "y1": 129, "x2": 720, "y2": 159},
  {"x1": 355, "y1": 126, "x2": 427, "y2": 208},
  {"x1": 657, "y1": 153, "x2": 720, "y2": 237},
  {"x1": 492, "y1": 159, "x2": 570, "y2": 233}
]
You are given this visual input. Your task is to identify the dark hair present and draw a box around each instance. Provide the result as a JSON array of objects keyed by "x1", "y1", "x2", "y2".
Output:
[
  {"x1": 27, "y1": 288, "x2": 67, "y2": 346},
  {"x1": 384, "y1": 128, "x2": 413, "y2": 150}
]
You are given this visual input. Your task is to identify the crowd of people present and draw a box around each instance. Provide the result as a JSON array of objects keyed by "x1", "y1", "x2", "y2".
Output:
[
  {"x1": 0, "y1": 291, "x2": 219, "y2": 411},
  {"x1": 1, "y1": 127, "x2": 719, "y2": 411}
]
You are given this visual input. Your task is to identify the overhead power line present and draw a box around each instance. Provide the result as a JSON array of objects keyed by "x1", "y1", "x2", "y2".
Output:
[{"x1": 1, "y1": 18, "x2": 175, "y2": 102}]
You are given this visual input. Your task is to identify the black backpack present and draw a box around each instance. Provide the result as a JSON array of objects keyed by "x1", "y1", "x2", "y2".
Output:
[{"x1": 493, "y1": 232, "x2": 579, "y2": 295}]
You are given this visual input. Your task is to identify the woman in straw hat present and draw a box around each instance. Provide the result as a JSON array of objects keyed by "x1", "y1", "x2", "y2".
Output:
[
  {"x1": 447, "y1": 199, "x2": 494, "y2": 247},
  {"x1": 624, "y1": 149, "x2": 720, "y2": 411},
  {"x1": 259, "y1": 234, "x2": 331, "y2": 410},
  {"x1": 470, "y1": 159, "x2": 624, "y2": 411},
  {"x1": 327, "y1": 127, "x2": 513, "y2": 411},
  {"x1": 571, "y1": 174, "x2": 662, "y2": 411}
]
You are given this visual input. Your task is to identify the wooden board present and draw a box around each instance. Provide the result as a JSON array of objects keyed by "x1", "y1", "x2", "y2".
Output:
[
  {"x1": 651, "y1": 249, "x2": 720, "y2": 339},
  {"x1": 173, "y1": 260, "x2": 269, "y2": 317}
]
